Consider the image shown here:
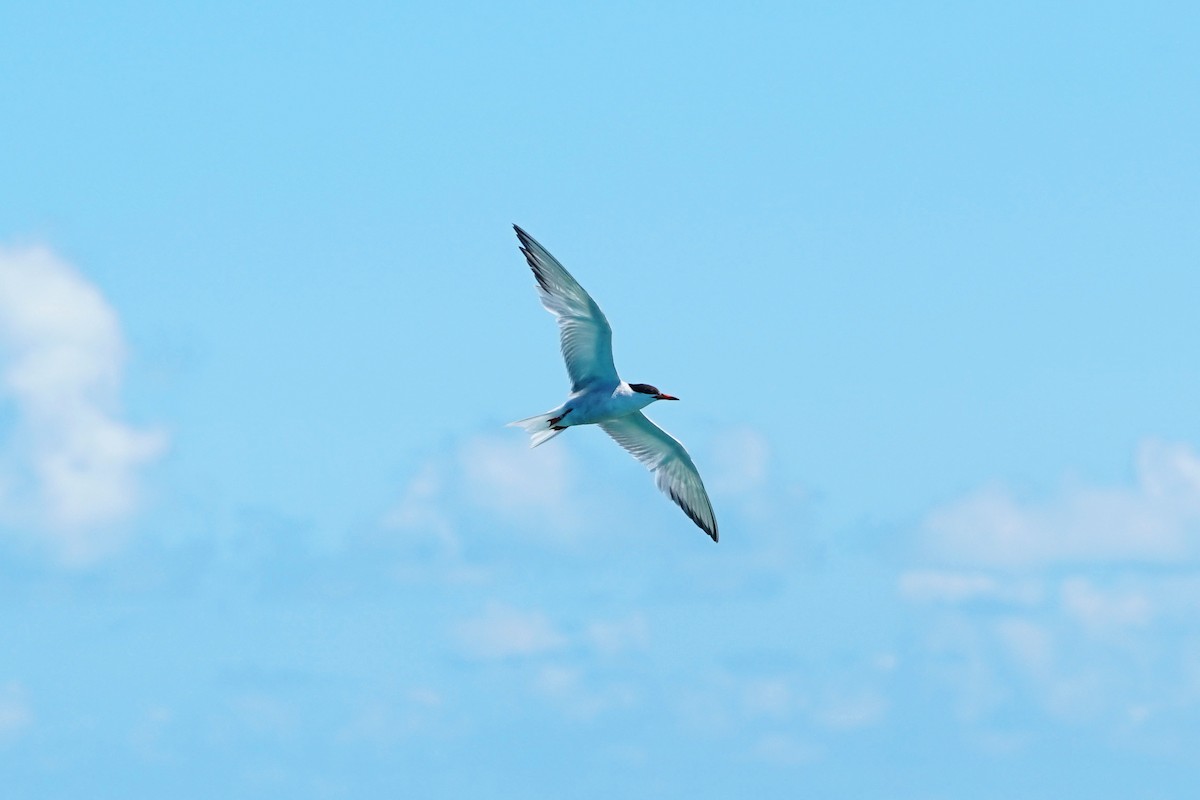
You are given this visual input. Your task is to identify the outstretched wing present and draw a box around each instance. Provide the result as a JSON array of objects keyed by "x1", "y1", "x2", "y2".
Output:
[
  {"x1": 599, "y1": 411, "x2": 719, "y2": 542},
  {"x1": 514, "y1": 225, "x2": 619, "y2": 391}
]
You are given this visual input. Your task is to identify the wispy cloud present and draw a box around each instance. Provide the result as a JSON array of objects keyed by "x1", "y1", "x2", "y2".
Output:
[
  {"x1": 383, "y1": 462, "x2": 462, "y2": 561},
  {"x1": 1059, "y1": 576, "x2": 1154, "y2": 634},
  {"x1": 814, "y1": 688, "x2": 889, "y2": 730},
  {"x1": 532, "y1": 664, "x2": 638, "y2": 720},
  {"x1": 585, "y1": 614, "x2": 650, "y2": 656},
  {"x1": 752, "y1": 732, "x2": 823, "y2": 765},
  {"x1": 454, "y1": 602, "x2": 568, "y2": 660},
  {"x1": 922, "y1": 440, "x2": 1200, "y2": 567},
  {"x1": 673, "y1": 655, "x2": 896, "y2": 754},
  {"x1": 457, "y1": 435, "x2": 580, "y2": 533},
  {"x1": 336, "y1": 688, "x2": 446, "y2": 747},
  {"x1": 899, "y1": 570, "x2": 1042, "y2": 606},
  {"x1": 384, "y1": 434, "x2": 584, "y2": 556},
  {"x1": 0, "y1": 245, "x2": 166, "y2": 563},
  {"x1": 383, "y1": 424, "x2": 810, "y2": 579},
  {"x1": 904, "y1": 440, "x2": 1200, "y2": 732},
  {"x1": 707, "y1": 427, "x2": 770, "y2": 496},
  {"x1": 452, "y1": 604, "x2": 654, "y2": 721},
  {"x1": 0, "y1": 681, "x2": 32, "y2": 745}
]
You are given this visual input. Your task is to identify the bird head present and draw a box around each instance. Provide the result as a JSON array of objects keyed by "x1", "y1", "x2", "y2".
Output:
[{"x1": 629, "y1": 383, "x2": 679, "y2": 402}]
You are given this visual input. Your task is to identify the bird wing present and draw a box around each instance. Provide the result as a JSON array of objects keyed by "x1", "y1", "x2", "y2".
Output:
[
  {"x1": 599, "y1": 411, "x2": 719, "y2": 542},
  {"x1": 514, "y1": 225, "x2": 618, "y2": 391}
]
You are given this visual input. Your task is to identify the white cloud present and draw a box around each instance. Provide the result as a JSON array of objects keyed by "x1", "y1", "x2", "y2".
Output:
[
  {"x1": 904, "y1": 442, "x2": 1200, "y2": 731},
  {"x1": 385, "y1": 434, "x2": 583, "y2": 550},
  {"x1": 336, "y1": 687, "x2": 445, "y2": 746},
  {"x1": 994, "y1": 618, "x2": 1054, "y2": 677},
  {"x1": 533, "y1": 664, "x2": 637, "y2": 720},
  {"x1": 384, "y1": 425, "x2": 803, "y2": 567},
  {"x1": 451, "y1": 604, "x2": 648, "y2": 720},
  {"x1": 0, "y1": 245, "x2": 165, "y2": 562},
  {"x1": 454, "y1": 602, "x2": 567, "y2": 660},
  {"x1": 921, "y1": 617, "x2": 1011, "y2": 722},
  {"x1": 585, "y1": 614, "x2": 650, "y2": 656},
  {"x1": 923, "y1": 440, "x2": 1200, "y2": 568},
  {"x1": 815, "y1": 689, "x2": 888, "y2": 730},
  {"x1": 383, "y1": 462, "x2": 462, "y2": 560},
  {"x1": 741, "y1": 678, "x2": 795, "y2": 719},
  {"x1": 899, "y1": 569, "x2": 1042, "y2": 605},
  {"x1": 676, "y1": 664, "x2": 891, "y2": 747},
  {"x1": 909, "y1": 572, "x2": 1200, "y2": 727},
  {"x1": 1060, "y1": 577, "x2": 1153, "y2": 633},
  {"x1": 752, "y1": 732, "x2": 822, "y2": 765},
  {"x1": 708, "y1": 427, "x2": 770, "y2": 495},
  {"x1": 991, "y1": 618, "x2": 1111, "y2": 722},
  {"x1": 458, "y1": 435, "x2": 579, "y2": 530}
]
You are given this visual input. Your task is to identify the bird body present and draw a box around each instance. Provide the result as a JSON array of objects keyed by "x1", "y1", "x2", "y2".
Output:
[
  {"x1": 555, "y1": 382, "x2": 655, "y2": 426},
  {"x1": 508, "y1": 225, "x2": 719, "y2": 542}
]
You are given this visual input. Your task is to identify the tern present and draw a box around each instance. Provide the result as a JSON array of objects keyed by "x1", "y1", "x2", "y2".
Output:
[{"x1": 508, "y1": 225, "x2": 719, "y2": 542}]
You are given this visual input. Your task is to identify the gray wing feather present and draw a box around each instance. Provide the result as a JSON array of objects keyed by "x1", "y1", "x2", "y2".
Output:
[
  {"x1": 599, "y1": 411, "x2": 719, "y2": 542},
  {"x1": 514, "y1": 225, "x2": 618, "y2": 390}
]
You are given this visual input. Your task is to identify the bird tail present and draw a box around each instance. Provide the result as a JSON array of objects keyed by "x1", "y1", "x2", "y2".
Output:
[{"x1": 507, "y1": 411, "x2": 566, "y2": 448}]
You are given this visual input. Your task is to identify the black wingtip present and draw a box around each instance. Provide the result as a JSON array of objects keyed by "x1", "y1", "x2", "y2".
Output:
[{"x1": 670, "y1": 487, "x2": 718, "y2": 543}]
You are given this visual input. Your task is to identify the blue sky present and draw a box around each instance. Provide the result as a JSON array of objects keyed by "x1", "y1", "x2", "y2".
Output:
[{"x1": 2, "y1": 1, "x2": 1199, "y2": 797}]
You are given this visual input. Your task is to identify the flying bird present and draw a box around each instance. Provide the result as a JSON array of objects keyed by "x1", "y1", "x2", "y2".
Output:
[{"x1": 508, "y1": 225, "x2": 718, "y2": 542}]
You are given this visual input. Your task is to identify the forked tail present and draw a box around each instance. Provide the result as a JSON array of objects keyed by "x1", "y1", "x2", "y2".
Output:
[{"x1": 507, "y1": 411, "x2": 566, "y2": 448}]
